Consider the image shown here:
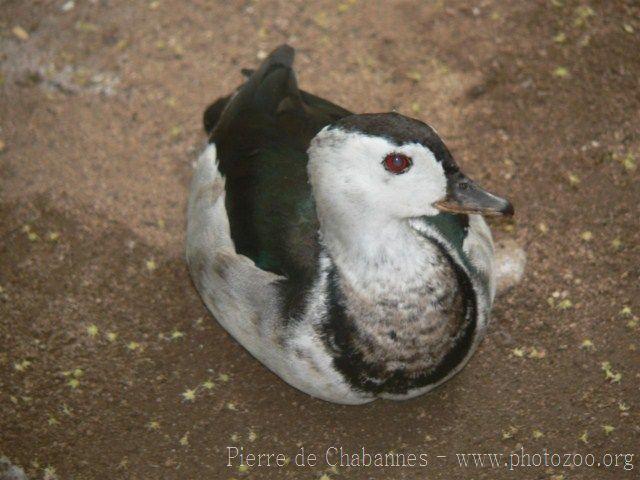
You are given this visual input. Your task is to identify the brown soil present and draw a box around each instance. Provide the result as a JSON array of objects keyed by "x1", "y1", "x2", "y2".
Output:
[{"x1": 1, "y1": 1, "x2": 639, "y2": 479}]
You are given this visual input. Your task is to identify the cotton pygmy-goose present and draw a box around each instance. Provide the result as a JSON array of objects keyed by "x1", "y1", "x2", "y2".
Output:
[{"x1": 187, "y1": 45, "x2": 522, "y2": 404}]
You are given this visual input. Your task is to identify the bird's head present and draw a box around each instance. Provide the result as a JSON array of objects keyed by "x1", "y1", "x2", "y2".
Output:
[{"x1": 308, "y1": 113, "x2": 513, "y2": 223}]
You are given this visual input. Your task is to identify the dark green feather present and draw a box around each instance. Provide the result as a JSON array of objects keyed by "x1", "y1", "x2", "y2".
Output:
[{"x1": 206, "y1": 45, "x2": 351, "y2": 284}]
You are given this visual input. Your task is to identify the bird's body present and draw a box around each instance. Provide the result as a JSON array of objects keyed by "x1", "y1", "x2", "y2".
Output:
[{"x1": 187, "y1": 45, "x2": 516, "y2": 404}]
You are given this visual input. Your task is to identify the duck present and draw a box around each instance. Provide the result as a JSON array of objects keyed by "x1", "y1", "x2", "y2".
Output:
[{"x1": 187, "y1": 45, "x2": 522, "y2": 405}]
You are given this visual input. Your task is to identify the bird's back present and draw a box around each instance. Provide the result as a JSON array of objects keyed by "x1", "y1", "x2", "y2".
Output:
[{"x1": 205, "y1": 46, "x2": 350, "y2": 312}]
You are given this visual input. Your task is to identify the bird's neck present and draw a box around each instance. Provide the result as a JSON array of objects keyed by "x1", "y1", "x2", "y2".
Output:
[{"x1": 319, "y1": 211, "x2": 440, "y2": 294}]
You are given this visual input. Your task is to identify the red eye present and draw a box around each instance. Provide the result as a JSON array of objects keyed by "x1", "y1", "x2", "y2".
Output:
[{"x1": 383, "y1": 153, "x2": 412, "y2": 174}]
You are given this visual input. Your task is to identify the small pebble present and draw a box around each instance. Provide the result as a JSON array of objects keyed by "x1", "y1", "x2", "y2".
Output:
[
  {"x1": 580, "y1": 231, "x2": 593, "y2": 241},
  {"x1": 553, "y1": 66, "x2": 570, "y2": 78},
  {"x1": 0, "y1": 457, "x2": 29, "y2": 480},
  {"x1": 12, "y1": 26, "x2": 29, "y2": 41},
  {"x1": 61, "y1": 0, "x2": 75, "y2": 12}
]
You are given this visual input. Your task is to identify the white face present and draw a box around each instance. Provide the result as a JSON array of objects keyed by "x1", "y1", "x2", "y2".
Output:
[{"x1": 308, "y1": 127, "x2": 448, "y2": 219}]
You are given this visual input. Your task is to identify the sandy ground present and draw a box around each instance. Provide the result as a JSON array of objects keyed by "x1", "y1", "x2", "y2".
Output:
[{"x1": 1, "y1": 1, "x2": 639, "y2": 479}]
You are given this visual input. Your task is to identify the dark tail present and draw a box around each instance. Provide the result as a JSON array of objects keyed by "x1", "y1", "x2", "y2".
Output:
[
  {"x1": 202, "y1": 45, "x2": 296, "y2": 135},
  {"x1": 203, "y1": 95, "x2": 231, "y2": 135}
]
